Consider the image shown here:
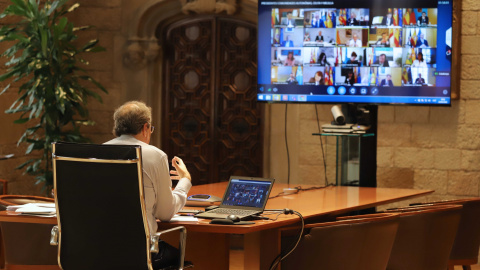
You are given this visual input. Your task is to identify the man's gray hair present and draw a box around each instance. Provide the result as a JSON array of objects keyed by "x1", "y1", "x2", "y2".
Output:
[{"x1": 113, "y1": 101, "x2": 152, "y2": 137}]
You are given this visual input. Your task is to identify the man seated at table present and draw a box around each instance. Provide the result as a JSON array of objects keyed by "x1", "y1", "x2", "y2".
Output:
[
  {"x1": 105, "y1": 101, "x2": 192, "y2": 269},
  {"x1": 348, "y1": 34, "x2": 362, "y2": 47}
]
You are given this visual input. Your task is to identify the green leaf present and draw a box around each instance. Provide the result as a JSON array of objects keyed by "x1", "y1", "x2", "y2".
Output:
[
  {"x1": 0, "y1": 84, "x2": 11, "y2": 95},
  {"x1": 46, "y1": 0, "x2": 60, "y2": 16},
  {"x1": 81, "y1": 39, "x2": 99, "y2": 52},
  {"x1": 85, "y1": 46, "x2": 105, "y2": 53},
  {"x1": 16, "y1": 159, "x2": 34, "y2": 170},
  {"x1": 13, "y1": 118, "x2": 29, "y2": 124},
  {"x1": 40, "y1": 29, "x2": 48, "y2": 57},
  {"x1": 67, "y1": 3, "x2": 80, "y2": 13}
]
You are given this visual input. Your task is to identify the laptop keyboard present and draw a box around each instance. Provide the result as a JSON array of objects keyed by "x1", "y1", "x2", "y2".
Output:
[{"x1": 208, "y1": 208, "x2": 258, "y2": 216}]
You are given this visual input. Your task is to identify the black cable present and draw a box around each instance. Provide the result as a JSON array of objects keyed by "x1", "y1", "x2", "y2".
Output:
[
  {"x1": 268, "y1": 209, "x2": 305, "y2": 270},
  {"x1": 268, "y1": 184, "x2": 333, "y2": 199},
  {"x1": 285, "y1": 104, "x2": 290, "y2": 185},
  {"x1": 315, "y1": 104, "x2": 329, "y2": 187}
]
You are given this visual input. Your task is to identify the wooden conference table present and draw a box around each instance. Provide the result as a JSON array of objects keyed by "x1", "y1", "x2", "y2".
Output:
[
  {"x1": 0, "y1": 183, "x2": 433, "y2": 270},
  {"x1": 159, "y1": 182, "x2": 433, "y2": 270}
]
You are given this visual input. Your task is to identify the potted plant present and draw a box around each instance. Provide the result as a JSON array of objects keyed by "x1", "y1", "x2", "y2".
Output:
[{"x1": 0, "y1": 0, "x2": 107, "y2": 193}]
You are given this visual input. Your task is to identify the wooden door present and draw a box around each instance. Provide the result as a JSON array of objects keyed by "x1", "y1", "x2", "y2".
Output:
[{"x1": 162, "y1": 16, "x2": 263, "y2": 185}]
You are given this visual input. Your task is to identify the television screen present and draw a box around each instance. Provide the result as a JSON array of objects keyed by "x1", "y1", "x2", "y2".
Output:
[{"x1": 258, "y1": 0, "x2": 454, "y2": 105}]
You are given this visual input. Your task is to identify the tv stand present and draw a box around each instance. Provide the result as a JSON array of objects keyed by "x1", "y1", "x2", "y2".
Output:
[{"x1": 314, "y1": 104, "x2": 377, "y2": 187}]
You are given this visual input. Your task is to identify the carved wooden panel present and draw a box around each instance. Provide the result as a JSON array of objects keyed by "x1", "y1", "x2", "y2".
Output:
[{"x1": 163, "y1": 17, "x2": 262, "y2": 185}]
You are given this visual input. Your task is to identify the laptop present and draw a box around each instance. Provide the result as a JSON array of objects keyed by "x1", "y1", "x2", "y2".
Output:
[{"x1": 194, "y1": 176, "x2": 275, "y2": 220}]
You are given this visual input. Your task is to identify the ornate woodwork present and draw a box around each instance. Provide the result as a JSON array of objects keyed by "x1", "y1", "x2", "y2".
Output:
[{"x1": 162, "y1": 16, "x2": 262, "y2": 185}]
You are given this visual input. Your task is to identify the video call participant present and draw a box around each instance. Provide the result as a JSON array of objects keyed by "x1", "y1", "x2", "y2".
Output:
[
  {"x1": 315, "y1": 30, "x2": 324, "y2": 42},
  {"x1": 344, "y1": 69, "x2": 356, "y2": 85},
  {"x1": 284, "y1": 51, "x2": 296, "y2": 66},
  {"x1": 311, "y1": 14, "x2": 320, "y2": 27},
  {"x1": 348, "y1": 34, "x2": 362, "y2": 47},
  {"x1": 309, "y1": 71, "x2": 324, "y2": 85},
  {"x1": 412, "y1": 51, "x2": 427, "y2": 67},
  {"x1": 417, "y1": 12, "x2": 429, "y2": 25},
  {"x1": 282, "y1": 35, "x2": 294, "y2": 47},
  {"x1": 382, "y1": 12, "x2": 393, "y2": 26},
  {"x1": 105, "y1": 101, "x2": 192, "y2": 269},
  {"x1": 318, "y1": 52, "x2": 330, "y2": 66},
  {"x1": 287, "y1": 73, "x2": 297, "y2": 84},
  {"x1": 375, "y1": 53, "x2": 390, "y2": 67},
  {"x1": 415, "y1": 73, "x2": 426, "y2": 85},
  {"x1": 416, "y1": 33, "x2": 429, "y2": 48},
  {"x1": 347, "y1": 13, "x2": 358, "y2": 26},
  {"x1": 284, "y1": 12, "x2": 296, "y2": 27},
  {"x1": 376, "y1": 33, "x2": 390, "y2": 47},
  {"x1": 380, "y1": 74, "x2": 394, "y2": 86},
  {"x1": 346, "y1": 51, "x2": 360, "y2": 66}
]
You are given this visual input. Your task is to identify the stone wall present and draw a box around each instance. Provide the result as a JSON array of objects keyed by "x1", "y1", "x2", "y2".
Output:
[
  {"x1": 268, "y1": 0, "x2": 480, "y2": 210},
  {"x1": 0, "y1": 0, "x2": 479, "y2": 208}
]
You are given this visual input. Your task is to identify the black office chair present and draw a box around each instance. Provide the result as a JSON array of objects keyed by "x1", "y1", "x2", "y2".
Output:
[
  {"x1": 281, "y1": 213, "x2": 400, "y2": 270},
  {"x1": 410, "y1": 198, "x2": 480, "y2": 270},
  {"x1": 383, "y1": 204, "x2": 462, "y2": 270},
  {"x1": 50, "y1": 142, "x2": 191, "y2": 270}
]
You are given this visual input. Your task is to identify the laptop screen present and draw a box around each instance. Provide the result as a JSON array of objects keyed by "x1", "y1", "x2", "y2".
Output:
[{"x1": 221, "y1": 177, "x2": 275, "y2": 209}]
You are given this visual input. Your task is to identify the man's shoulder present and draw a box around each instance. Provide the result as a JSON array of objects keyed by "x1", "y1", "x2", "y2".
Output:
[
  {"x1": 141, "y1": 144, "x2": 167, "y2": 159},
  {"x1": 105, "y1": 136, "x2": 167, "y2": 159}
]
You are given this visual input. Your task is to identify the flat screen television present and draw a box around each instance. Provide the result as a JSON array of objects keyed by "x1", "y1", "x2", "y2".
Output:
[{"x1": 257, "y1": 0, "x2": 455, "y2": 105}]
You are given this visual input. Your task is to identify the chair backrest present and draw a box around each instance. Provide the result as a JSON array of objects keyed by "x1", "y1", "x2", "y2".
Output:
[
  {"x1": 384, "y1": 204, "x2": 462, "y2": 270},
  {"x1": 52, "y1": 142, "x2": 152, "y2": 270},
  {"x1": 412, "y1": 198, "x2": 480, "y2": 263},
  {"x1": 281, "y1": 213, "x2": 399, "y2": 270}
]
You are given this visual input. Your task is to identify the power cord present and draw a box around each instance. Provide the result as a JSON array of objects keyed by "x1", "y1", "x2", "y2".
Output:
[
  {"x1": 285, "y1": 104, "x2": 290, "y2": 185},
  {"x1": 266, "y1": 208, "x2": 304, "y2": 270},
  {"x1": 268, "y1": 185, "x2": 333, "y2": 199},
  {"x1": 315, "y1": 104, "x2": 329, "y2": 187}
]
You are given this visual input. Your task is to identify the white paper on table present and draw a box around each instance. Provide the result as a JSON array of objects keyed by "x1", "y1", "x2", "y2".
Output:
[
  {"x1": 12, "y1": 203, "x2": 56, "y2": 215},
  {"x1": 168, "y1": 215, "x2": 198, "y2": 222}
]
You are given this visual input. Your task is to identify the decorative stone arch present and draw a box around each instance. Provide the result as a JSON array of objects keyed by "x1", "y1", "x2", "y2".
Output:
[{"x1": 120, "y1": 0, "x2": 260, "y2": 147}]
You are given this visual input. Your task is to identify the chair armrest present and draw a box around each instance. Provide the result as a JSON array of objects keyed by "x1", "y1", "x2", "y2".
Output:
[
  {"x1": 50, "y1": 225, "x2": 59, "y2": 246},
  {"x1": 151, "y1": 226, "x2": 186, "y2": 270}
]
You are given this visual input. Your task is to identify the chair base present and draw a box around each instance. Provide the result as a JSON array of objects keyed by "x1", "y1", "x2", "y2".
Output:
[
  {"x1": 447, "y1": 258, "x2": 477, "y2": 270},
  {"x1": 161, "y1": 261, "x2": 194, "y2": 270}
]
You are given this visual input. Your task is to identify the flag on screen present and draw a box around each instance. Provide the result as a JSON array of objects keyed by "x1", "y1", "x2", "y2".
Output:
[
  {"x1": 407, "y1": 67, "x2": 412, "y2": 83},
  {"x1": 339, "y1": 9, "x2": 347, "y2": 26},
  {"x1": 326, "y1": 12, "x2": 333, "y2": 28},
  {"x1": 403, "y1": 9, "x2": 409, "y2": 25},
  {"x1": 329, "y1": 66, "x2": 334, "y2": 85},
  {"x1": 394, "y1": 28, "x2": 400, "y2": 47},
  {"x1": 411, "y1": 48, "x2": 416, "y2": 61},
  {"x1": 356, "y1": 67, "x2": 362, "y2": 83},
  {"x1": 330, "y1": 11, "x2": 336, "y2": 27},
  {"x1": 417, "y1": 28, "x2": 422, "y2": 43},
  {"x1": 410, "y1": 10, "x2": 416, "y2": 26},
  {"x1": 411, "y1": 28, "x2": 417, "y2": 47},
  {"x1": 335, "y1": 47, "x2": 339, "y2": 65},
  {"x1": 340, "y1": 47, "x2": 343, "y2": 64},
  {"x1": 324, "y1": 67, "x2": 330, "y2": 85},
  {"x1": 393, "y1": 8, "x2": 399, "y2": 26},
  {"x1": 389, "y1": 29, "x2": 395, "y2": 46},
  {"x1": 370, "y1": 68, "x2": 376, "y2": 85},
  {"x1": 402, "y1": 68, "x2": 409, "y2": 84},
  {"x1": 296, "y1": 67, "x2": 303, "y2": 85}
]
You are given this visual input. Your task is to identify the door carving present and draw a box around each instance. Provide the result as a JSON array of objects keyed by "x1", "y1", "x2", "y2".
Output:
[{"x1": 162, "y1": 16, "x2": 263, "y2": 185}]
